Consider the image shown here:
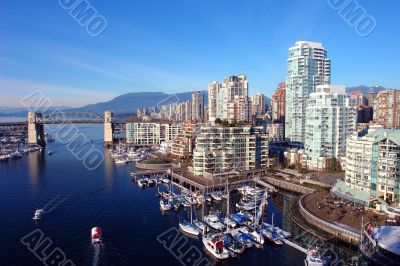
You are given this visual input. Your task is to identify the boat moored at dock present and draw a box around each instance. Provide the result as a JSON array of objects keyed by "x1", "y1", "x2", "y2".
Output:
[
  {"x1": 202, "y1": 234, "x2": 230, "y2": 260},
  {"x1": 304, "y1": 249, "x2": 324, "y2": 266}
]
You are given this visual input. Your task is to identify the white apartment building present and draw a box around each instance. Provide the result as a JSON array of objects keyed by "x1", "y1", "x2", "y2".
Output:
[
  {"x1": 126, "y1": 123, "x2": 181, "y2": 146},
  {"x1": 305, "y1": 85, "x2": 357, "y2": 170},
  {"x1": 343, "y1": 128, "x2": 400, "y2": 206},
  {"x1": 285, "y1": 41, "x2": 331, "y2": 147},
  {"x1": 193, "y1": 126, "x2": 269, "y2": 178},
  {"x1": 208, "y1": 74, "x2": 250, "y2": 123}
]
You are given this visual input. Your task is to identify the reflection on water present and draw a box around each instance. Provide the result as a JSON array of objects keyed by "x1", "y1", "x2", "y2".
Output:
[
  {"x1": 103, "y1": 148, "x2": 114, "y2": 187},
  {"x1": 27, "y1": 150, "x2": 45, "y2": 193}
]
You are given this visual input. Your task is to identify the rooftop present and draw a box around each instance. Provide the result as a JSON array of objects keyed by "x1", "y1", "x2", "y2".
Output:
[{"x1": 374, "y1": 226, "x2": 400, "y2": 256}]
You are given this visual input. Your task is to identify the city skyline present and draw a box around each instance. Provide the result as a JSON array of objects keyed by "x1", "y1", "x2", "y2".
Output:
[{"x1": 1, "y1": 0, "x2": 399, "y2": 107}]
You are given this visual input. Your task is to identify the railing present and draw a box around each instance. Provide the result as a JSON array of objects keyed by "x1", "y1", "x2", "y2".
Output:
[
  {"x1": 264, "y1": 176, "x2": 315, "y2": 194},
  {"x1": 299, "y1": 194, "x2": 360, "y2": 240}
]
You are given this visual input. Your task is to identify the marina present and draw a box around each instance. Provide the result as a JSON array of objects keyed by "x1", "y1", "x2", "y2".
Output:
[
  {"x1": 129, "y1": 165, "x2": 355, "y2": 264},
  {"x1": 0, "y1": 124, "x2": 366, "y2": 265}
]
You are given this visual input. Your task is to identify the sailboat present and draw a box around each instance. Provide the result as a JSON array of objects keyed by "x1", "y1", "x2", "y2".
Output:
[
  {"x1": 179, "y1": 205, "x2": 202, "y2": 236},
  {"x1": 261, "y1": 213, "x2": 283, "y2": 245},
  {"x1": 223, "y1": 180, "x2": 237, "y2": 228}
]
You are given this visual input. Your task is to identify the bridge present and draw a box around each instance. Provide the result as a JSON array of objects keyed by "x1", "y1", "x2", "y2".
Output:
[{"x1": 0, "y1": 111, "x2": 112, "y2": 146}]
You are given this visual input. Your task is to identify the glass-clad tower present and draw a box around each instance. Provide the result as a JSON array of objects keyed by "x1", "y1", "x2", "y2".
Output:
[{"x1": 285, "y1": 41, "x2": 331, "y2": 147}]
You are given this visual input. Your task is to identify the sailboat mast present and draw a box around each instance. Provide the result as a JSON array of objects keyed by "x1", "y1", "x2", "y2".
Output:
[{"x1": 226, "y1": 179, "x2": 229, "y2": 217}]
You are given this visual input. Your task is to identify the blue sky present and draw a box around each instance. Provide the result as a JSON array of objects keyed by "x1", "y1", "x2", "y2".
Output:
[{"x1": 0, "y1": 0, "x2": 399, "y2": 107}]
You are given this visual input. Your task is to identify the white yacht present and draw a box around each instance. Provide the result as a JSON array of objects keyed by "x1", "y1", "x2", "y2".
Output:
[
  {"x1": 210, "y1": 192, "x2": 223, "y2": 201},
  {"x1": 305, "y1": 249, "x2": 324, "y2": 266},
  {"x1": 204, "y1": 214, "x2": 225, "y2": 231},
  {"x1": 33, "y1": 209, "x2": 44, "y2": 220},
  {"x1": 114, "y1": 156, "x2": 128, "y2": 164},
  {"x1": 202, "y1": 234, "x2": 230, "y2": 260},
  {"x1": 137, "y1": 178, "x2": 148, "y2": 188},
  {"x1": 160, "y1": 199, "x2": 172, "y2": 211}
]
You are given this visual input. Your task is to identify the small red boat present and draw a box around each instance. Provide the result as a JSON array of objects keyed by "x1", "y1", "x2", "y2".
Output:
[{"x1": 91, "y1": 227, "x2": 102, "y2": 244}]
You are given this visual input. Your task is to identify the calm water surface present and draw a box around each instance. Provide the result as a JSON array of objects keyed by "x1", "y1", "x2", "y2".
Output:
[{"x1": 0, "y1": 124, "x2": 357, "y2": 266}]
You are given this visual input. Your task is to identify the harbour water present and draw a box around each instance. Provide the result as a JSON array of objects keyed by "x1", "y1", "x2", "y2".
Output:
[{"x1": 0, "y1": 124, "x2": 358, "y2": 266}]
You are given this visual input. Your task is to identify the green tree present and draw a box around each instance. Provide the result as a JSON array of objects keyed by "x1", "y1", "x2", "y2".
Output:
[{"x1": 215, "y1": 118, "x2": 222, "y2": 125}]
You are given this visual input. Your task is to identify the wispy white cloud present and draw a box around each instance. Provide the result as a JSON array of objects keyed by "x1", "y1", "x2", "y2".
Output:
[
  {"x1": 0, "y1": 76, "x2": 118, "y2": 107},
  {"x1": 55, "y1": 56, "x2": 133, "y2": 82},
  {"x1": 54, "y1": 54, "x2": 205, "y2": 91}
]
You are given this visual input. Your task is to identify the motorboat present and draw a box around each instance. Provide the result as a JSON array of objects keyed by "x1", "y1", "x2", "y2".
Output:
[
  {"x1": 239, "y1": 227, "x2": 265, "y2": 245},
  {"x1": 210, "y1": 192, "x2": 223, "y2": 201},
  {"x1": 161, "y1": 178, "x2": 170, "y2": 184},
  {"x1": 0, "y1": 154, "x2": 10, "y2": 161},
  {"x1": 193, "y1": 220, "x2": 208, "y2": 233},
  {"x1": 161, "y1": 191, "x2": 172, "y2": 200},
  {"x1": 47, "y1": 150, "x2": 53, "y2": 155},
  {"x1": 114, "y1": 156, "x2": 128, "y2": 164},
  {"x1": 184, "y1": 195, "x2": 198, "y2": 205},
  {"x1": 33, "y1": 209, "x2": 44, "y2": 220},
  {"x1": 179, "y1": 220, "x2": 202, "y2": 236},
  {"x1": 147, "y1": 178, "x2": 156, "y2": 186},
  {"x1": 223, "y1": 233, "x2": 245, "y2": 254},
  {"x1": 273, "y1": 226, "x2": 291, "y2": 238},
  {"x1": 12, "y1": 151, "x2": 23, "y2": 158},
  {"x1": 195, "y1": 194, "x2": 205, "y2": 205},
  {"x1": 230, "y1": 229, "x2": 254, "y2": 249},
  {"x1": 173, "y1": 199, "x2": 180, "y2": 210},
  {"x1": 260, "y1": 227, "x2": 283, "y2": 245},
  {"x1": 137, "y1": 178, "x2": 148, "y2": 188},
  {"x1": 305, "y1": 249, "x2": 324, "y2": 266},
  {"x1": 223, "y1": 217, "x2": 237, "y2": 228},
  {"x1": 160, "y1": 199, "x2": 172, "y2": 211},
  {"x1": 204, "y1": 194, "x2": 212, "y2": 202},
  {"x1": 203, "y1": 214, "x2": 225, "y2": 231},
  {"x1": 91, "y1": 227, "x2": 103, "y2": 244},
  {"x1": 236, "y1": 202, "x2": 257, "y2": 211},
  {"x1": 202, "y1": 234, "x2": 230, "y2": 260},
  {"x1": 179, "y1": 197, "x2": 192, "y2": 208}
]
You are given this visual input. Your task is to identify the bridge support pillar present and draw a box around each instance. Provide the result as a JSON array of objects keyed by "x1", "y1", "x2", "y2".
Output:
[
  {"x1": 104, "y1": 111, "x2": 114, "y2": 146},
  {"x1": 28, "y1": 112, "x2": 46, "y2": 147}
]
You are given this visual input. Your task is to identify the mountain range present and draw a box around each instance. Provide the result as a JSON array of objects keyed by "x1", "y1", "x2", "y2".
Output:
[
  {"x1": 346, "y1": 85, "x2": 389, "y2": 94},
  {"x1": 0, "y1": 85, "x2": 393, "y2": 117}
]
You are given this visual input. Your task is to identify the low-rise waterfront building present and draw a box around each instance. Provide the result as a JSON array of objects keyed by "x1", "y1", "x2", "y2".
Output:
[
  {"x1": 171, "y1": 121, "x2": 197, "y2": 159},
  {"x1": 333, "y1": 128, "x2": 400, "y2": 216},
  {"x1": 192, "y1": 126, "x2": 268, "y2": 178},
  {"x1": 126, "y1": 123, "x2": 181, "y2": 146},
  {"x1": 284, "y1": 149, "x2": 307, "y2": 169},
  {"x1": 344, "y1": 128, "x2": 400, "y2": 204}
]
